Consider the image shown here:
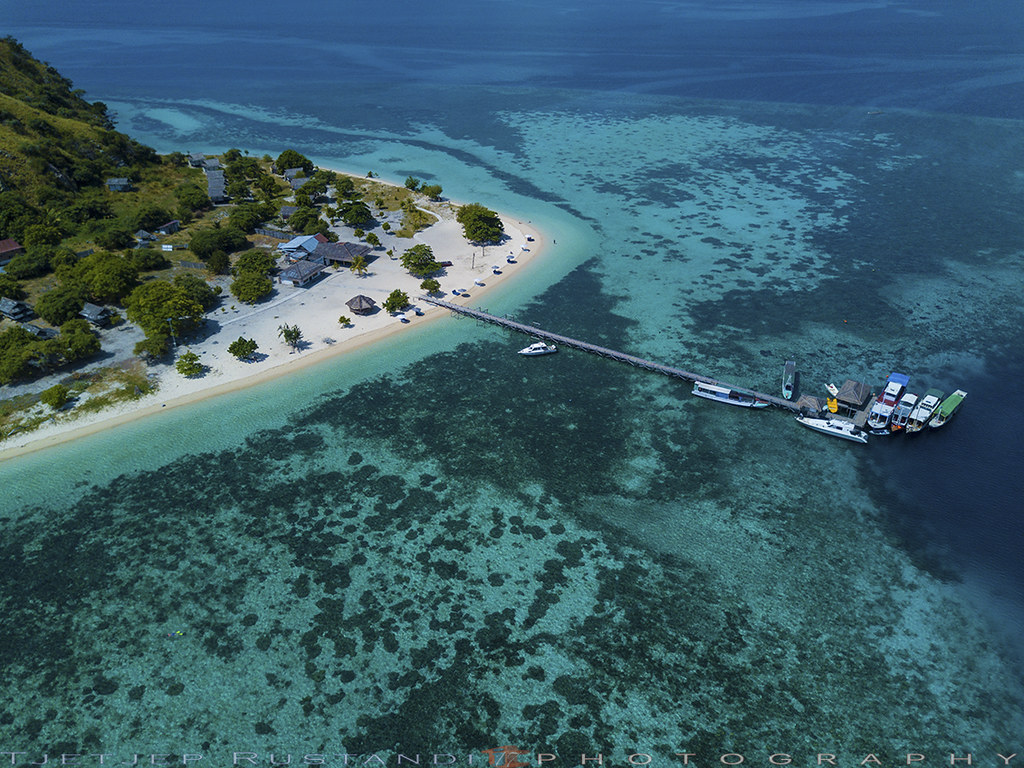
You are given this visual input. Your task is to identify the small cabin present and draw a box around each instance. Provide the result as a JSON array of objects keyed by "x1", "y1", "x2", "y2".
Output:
[{"x1": 106, "y1": 177, "x2": 132, "y2": 192}]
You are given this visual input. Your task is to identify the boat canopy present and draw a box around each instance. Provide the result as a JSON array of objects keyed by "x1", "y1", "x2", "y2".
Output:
[{"x1": 887, "y1": 372, "x2": 910, "y2": 387}]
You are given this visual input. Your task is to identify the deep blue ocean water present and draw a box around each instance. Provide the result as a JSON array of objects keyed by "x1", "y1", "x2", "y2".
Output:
[{"x1": 2, "y1": 0, "x2": 1024, "y2": 757}]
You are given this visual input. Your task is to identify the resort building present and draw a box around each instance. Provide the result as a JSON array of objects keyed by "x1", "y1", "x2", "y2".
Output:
[
  {"x1": 0, "y1": 297, "x2": 32, "y2": 321},
  {"x1": 279, "y1": 235, "x2": 322, "y2": 257},
  {"x1": 345, "y1": 295, "x2": 377, "y2": 315},
  {"x1": 308, "y1": 241, "x2": 373, "y2": 268},
  {"x1": 0, "y1": 238, "x2": 25, "y2": 265},
  {"x1": 106, "y1": 177, "x2": 132, "y2": 192},
  {"x1": 80, "y1": 302, "x2": 114, "y2": 327},
  {"x1": 278, "y1": 260, "x2": 326, "y2": 287},
  {"x1": 155, "y1": 220, "x2": 181, "y2": 235}
]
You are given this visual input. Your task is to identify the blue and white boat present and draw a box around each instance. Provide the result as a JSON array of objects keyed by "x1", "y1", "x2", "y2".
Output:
[
  {"x1": 692, "y1": 382, "x2": 770, "y2": 408},
  {"x1": 866, "y1": 372, "x2": 909, "y2": 432}
]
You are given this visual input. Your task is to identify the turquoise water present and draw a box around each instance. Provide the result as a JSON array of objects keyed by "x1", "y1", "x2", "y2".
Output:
[{"x1": 3, "y1": 1, "x2": 1024, "y2": 757}]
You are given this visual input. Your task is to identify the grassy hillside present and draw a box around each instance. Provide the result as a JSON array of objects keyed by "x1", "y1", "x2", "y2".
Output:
[{"x1": 0, "y1": 36, "x2": 157, "y2": 210}]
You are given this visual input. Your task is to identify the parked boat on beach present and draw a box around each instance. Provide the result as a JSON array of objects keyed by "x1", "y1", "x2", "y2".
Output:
[
  {"x1": 782, "y1": 361, "x2": 796, "y2": 400},
  {"x1": 692, "y1": 382, "x2": 770, "y2": 408},
  {"x1": 890, "y1": 392, "x2": 918, "y2": 432},
  {"x1": 930, "y1": 389, "x2": 968, "y2": 428},
  {"x1": 906, "y1": 388, "x2": 945, "y2": 433},
  {"x1": 795, "y1": 415, "x2": 869, "y2": 444},
  {"x1": 866, "y1": 372, "x2": 909, "y2": 432}
]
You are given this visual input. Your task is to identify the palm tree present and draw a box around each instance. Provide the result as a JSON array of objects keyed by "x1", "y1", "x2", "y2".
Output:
[{"x1": 349, "y1": 255, "x2": 369, "y2": 277}]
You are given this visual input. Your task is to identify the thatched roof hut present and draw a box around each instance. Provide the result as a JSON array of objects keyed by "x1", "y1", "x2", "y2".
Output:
[{"x1": 345, "y1": 295, "x2": 377, "y2": 314}]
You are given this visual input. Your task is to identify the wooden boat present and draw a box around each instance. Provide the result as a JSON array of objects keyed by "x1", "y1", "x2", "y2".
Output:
[
  {"x1": 929, "y1": 389, "x2": 967, "y2": 428},
  {"x1": 889, "y1": 392, "x2": 918, "y2": 432},
  {"x1": 692, "y1": 382, "x2": 770, "y2": 408},
  {"x1": 905, "y1": 388, "x2": 945, "y2": 433},
  {"x1": 866, "y1": 372, "x2": 909, "y2": 432},
  {"x1": 795, "y1": 415, "x2": 869, "y2": 444},
  {"x1": 782, "y1": 361, "x2": 796, "y2": 400}
]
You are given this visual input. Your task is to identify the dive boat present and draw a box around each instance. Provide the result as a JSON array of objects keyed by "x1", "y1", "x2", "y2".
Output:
[
  {"x1": 782, "y1": 361, "x2": 796, "y2": 400},
  {"x1": 866, "y1": 372, "x2": 909, "y2": 432},
  {"x1": 795, "y1": 415, "x2": 869, "y2": 444},
  {"x1": 692, "y1": 382, "x2": 770, "y2": 408},
  {"x1": 905, "y1": 388, "x2": 945, "y2": 433},
  {"x1": 929, "y1": 389, "x2": 968, "y2": 428},
  {"x1": 518, "y1": 341, "x2": 557, "y2": 356},
  {"x1": 889, "y1": 392, "x2": 918, "y2": 432}
]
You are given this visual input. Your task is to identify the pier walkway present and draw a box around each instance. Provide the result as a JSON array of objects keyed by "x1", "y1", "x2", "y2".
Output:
[{"x1": 423, "y1": 297, "x2": 802, "y2": 413}]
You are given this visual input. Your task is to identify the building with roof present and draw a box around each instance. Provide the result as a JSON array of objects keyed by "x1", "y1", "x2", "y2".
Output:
[
  {"x1": 206, "y1": 169, "x2": 227, "y2": 203},
  {"x1": 155, "y1": 220, "x2": 181, "y2": 235},
  {"x1": 0, "y1": 238, "x2": 25, "y2": 265},
  {"x1": 0, "y1": 297, "x2": 32, "y2": 321},
  {"x1": 279, "y1": 205, "x2": 299, "y2": 220},
  {"x1": 309, "y1": 241, "x2": 373, "y2": 268},
  {"x1": 188, "y1": 152, "x2": 206, "y2": 167},
  {"x1": 106, "y1": 177, "x2": 132, "y2": 192},
  {"x1": 345, "y1": 295, "x2": 377, "y2": 315},
  {"x1": 80, "y1": 302, "x2": 114, "y2": 327},
  {"x1": 278, "y1": 260, "x2": 326, "y2": 287},
  {"x1": 282, "y1": 168, "x2": 305, "y2": 180},
  {"x1": 21, "y1": 323, "x2": 57, "y2": 340},
  {"x1": 279, "y1": 235, "x2": 322, "y2": 256},
  {"x1": 289, "y1": 177, "x2": 311, "y2": 191}
]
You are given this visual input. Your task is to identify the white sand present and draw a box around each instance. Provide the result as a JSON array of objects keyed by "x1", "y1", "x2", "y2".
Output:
[{"x1": 0, "y1": 194, "x2": 546, "y2": 460}]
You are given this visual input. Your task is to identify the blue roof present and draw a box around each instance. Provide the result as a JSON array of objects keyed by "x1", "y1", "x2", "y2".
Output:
[{"x1": 887, "y1": 372, "x2": 910, "y2": 386}]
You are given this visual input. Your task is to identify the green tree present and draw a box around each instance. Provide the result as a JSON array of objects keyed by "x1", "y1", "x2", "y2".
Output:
[
  {"x1": 35, "y1": 284, "x2": 85, "y2": 325},
  {"x1": 232, "y1": 249, "x2": 275, "y2": 276},
  {"x1": 130, "y1": 248, "x2": 171, "y2": 272},
  {"x1": 174, "y1": 273, "x2": 220, "y2": 310},
  {"x1": 39, "y1": 383, "x2": 69, "y2": 410},
  {"x1": 365, "y1": 232, "x2": 380, "y2": 248},
  {"x1": 227, "y1": 336, "x2": 259, "y2": 360},
  {"x1": 420, "y1": 278, "x2": 441, "y2": 294},
  {"x1": 383, "y1": 289, "x2": 410, "y2": 313},
  {"x1": 175, "y1": 183, "x2": 211, "y2": 212},
  {"x1": 278, "y1": 323, "x2": 303, "y2": 351},
  {"x1": 125, "y1": 280, "x2": 204, "y2": 345},
  {"x1": 230, "y1": 271, "x2": 273, "y2": 304},
  {"x1": 80, "y1": 252, "x2": 138, "y2": 303},
  {"x1": 93, "y1": 226, "x2": 134, "y2": 251},
  {"x1": 175, "y1": 350, "x2": 204, "y2": 377},
  {"x1": 400, "y1": 243, "x2": 441, "y2": 277},
  {"x1": 132, "y1": 204, "x2": 172, "y2": 232},
  {"x1": 275, "y1": 150, "x2": 314, "y2": 175},
  {"x1": 349, "y1": 255, "x2": 369, "y2": 277},
  {"x1": 189, "y1": 227, "x2": 249, "y2": 259},
  {"x1": 338, "y1": 315, "x2": 351, "y2": 327},
  {"x1": 57, "y1": 319, "x2": 100, "y2": 361},
  {"x1": 4, "y1": 250, "x2": 51, "y2": 279},
  {"x1": 338, "y1": 201, "x2": 373, "y2": 227},
  {"x1": 206, "y1": 251, "x2": 230, "y2": 275},
  {"x1": 227, "y1": 203, "x2": 266, "y2": 233},
  {"x1": 420, "y1": 183, "x2": 443, "y2": 201},
  {"x1": 404, "y1": 176, "x2": 421, "y2": 190},
  {"x1": 0, "y1": 274, "x2": 26, "y2": 300},
  {"x1": 456, "y1": 202, "x2": 504, "y2": 243}
]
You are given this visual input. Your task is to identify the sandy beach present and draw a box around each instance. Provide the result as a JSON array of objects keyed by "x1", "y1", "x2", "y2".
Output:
[{"x1": 0, "y1": 186, "x2": 547, "y2": 460}]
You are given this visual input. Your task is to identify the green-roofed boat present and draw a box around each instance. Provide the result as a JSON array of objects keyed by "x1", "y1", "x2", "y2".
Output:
[
  {"x1": 929, "y1": 389, "x2": 968, "y2": 429},
  {"x1": 905, "y1": 388, "x2": 945, "y2": 433}
]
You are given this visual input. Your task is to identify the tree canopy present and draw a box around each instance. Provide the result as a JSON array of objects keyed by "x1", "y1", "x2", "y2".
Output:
[
  {"x1": 230, "y1": 271, "x2": 273, "y2": 304},
  {"x1": 227, "y1": 336, "x2": 259, "y2": 360},
  {"x1": 188, "y1": 227, "x2": 249, "y2": 260},
  {"x1": 456, "y1": 202, "x2": 504, "y2": 243},
  {"x1": 125, "y1": 279, "x2": 205, "y2": 355},
  {"x1": 175, "y1": 350, "x2": 204, "y2": 377},
  {"x1": 275, "y1": 149, "x2": 314, "y2": 175},
  {"x1": 383, "y1": 289, "x2": 410, "y2": 313},
  {"x1": 400, "y1": 244, "x2": 441, "y2": 277}
]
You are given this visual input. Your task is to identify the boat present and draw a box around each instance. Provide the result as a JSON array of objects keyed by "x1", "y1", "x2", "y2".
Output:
[
  {"x1": 795, "y1": 415, "x2": 869, "y2": 444},
  {"x1": 889, "y1": 392, "x2": 918, "y2": 432},
  {"x1": 691, "y1": 382, "x2": 770, "y2": 408},
  {"x1": 825, "y1": 383, "x2": 839, "y2": 397},
  {"x1": 905, "y1": 388, "x2": 945, "y2": 433},
  {"x1": 866, "y1": 372, "x2": 909, "y2": 432},
  {"x1": 782, "y1": 361, "x2": 796, "y2": 400},
  {"x1": 929, "y1": 389, "x2": 968, "y2": 428},
  {"x1": 518, "y1": 342, "x2": 557, "y2": 356}
]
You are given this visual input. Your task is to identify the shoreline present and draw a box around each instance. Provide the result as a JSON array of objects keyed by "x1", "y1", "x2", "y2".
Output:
[{"x1": 0, "y1": 178, "x2": 550, "y2": 461}]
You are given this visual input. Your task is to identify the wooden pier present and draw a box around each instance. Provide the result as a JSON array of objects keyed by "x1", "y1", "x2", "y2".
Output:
[{"x1": 423, "y1": 297, "x2": 802, "y2": 413}]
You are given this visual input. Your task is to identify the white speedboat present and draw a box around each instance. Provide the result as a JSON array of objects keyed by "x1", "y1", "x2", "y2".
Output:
[
  {"x1": 692, "y1": 382, "x2": 770, "y2": 408},
  {"x1": 518, "y1": 342, "x2": 557, "y2": 356},
  {"x1": 889, "y1": 392, "x2": 918, "y2": 432},
  {"x1": 866, "y1": 372, "x2": 909, "y2": 432},
  {"x1": 905, "y1": 388, "x2": 944, "y2": 433},
  {"x1": 795, "y1": 415, "x2": 869, "y2": 444}
]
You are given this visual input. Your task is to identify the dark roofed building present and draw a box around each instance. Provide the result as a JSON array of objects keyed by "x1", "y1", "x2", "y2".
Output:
[
  {"x1": 21, "y1": 323, "x2": 57, "y2": 340},
  {"x1": 283, "y1": 167, "x2": 305, "y2": 180},
  {"x1": 135, "y1": 229, "x2": 155, "y2": 242},
  {"x1": 279, "y1": 205, "x2": 299, "y2": 220},
  {"x1": 345, "y1": 294, "x2": 377, "y2": 315},
  {"x1": 202, "y1": 157, "x2": 222, "y2": 171},
  {"x1": 834, "y1": 378, "x2": 873, "y2": 419},
  {"x1": 0, "y1": 297, "x2": 32, "y2": 321},
  {"x1": 310, "y1": 241, "x2": 373, "y2": 267},
  {"x1": 106, "y1": 177, "x2": 132, "y2": 192},
  {"x1": 289, "y1": 177, "x2": 311, "y2": 191},
  {"x1": 156, "y1": 220, "x2": 181, "y2": 235},
  {"x1": 278, "y1": 260, "x2": 326, "y2": 287},
  {"x1": 188, "y1": 152, "x2": 206, "y2": 167},
  {"x1": 80, "y1": 302, "x2": 113, "y2": 327},
  {"x1": 0, "y1": 238, "x2": 25, "y2": 265},
  {"x1": 206, "y1": 169, "x2": 227, "y2": 203}
]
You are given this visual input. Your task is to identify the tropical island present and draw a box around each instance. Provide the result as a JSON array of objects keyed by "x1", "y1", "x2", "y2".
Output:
[{"x1": 0, "y1": 37, "x2": 544, "y2": 457}]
